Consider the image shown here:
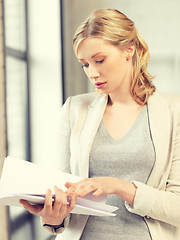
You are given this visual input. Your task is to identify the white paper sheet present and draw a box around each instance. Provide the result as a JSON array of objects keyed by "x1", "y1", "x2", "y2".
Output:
[{"x1": 0, "y1": 157, "x2": 118, "y2": 216}]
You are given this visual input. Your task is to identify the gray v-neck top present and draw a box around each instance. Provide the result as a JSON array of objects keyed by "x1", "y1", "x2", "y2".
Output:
[{"x1": 81, "y1": 105, "x2": 155, "y2": 240}]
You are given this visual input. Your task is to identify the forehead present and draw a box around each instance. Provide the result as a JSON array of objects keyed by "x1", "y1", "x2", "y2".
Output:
[{"x1": 77, "y1": 38, "x2": 119, "y2": 60}]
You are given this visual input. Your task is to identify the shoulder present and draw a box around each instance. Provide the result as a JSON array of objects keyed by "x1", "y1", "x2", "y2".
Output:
[
  {"x1": 157, "y1": 92, "x2": 180, "y2": 105},
  {"x1": 61, "y1": 92, "x2": 103, "y2": 114},
  {"x1": 70, "y1": 92, "x2": 98, "y2": 106},
  {"x1": 149, "y1": 91, "x2": 180, "y2": 113},
  {"x1": 62, "y1": 92, "x2": 97, "y2": 108},
  {"x1": 61, "y1": 92, "x2": 107, "y2": 128},
  {"x1": 66, "y1": 92, "x2": 108, "y2": 109}
]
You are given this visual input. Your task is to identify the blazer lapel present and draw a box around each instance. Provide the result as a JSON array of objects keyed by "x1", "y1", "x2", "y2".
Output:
[
  {"x1": 78, "y1": 94, "x2": 108, "y2": 177},
  {"x1": 147, "y1": 92, "x2": 171, "y2": 188}
]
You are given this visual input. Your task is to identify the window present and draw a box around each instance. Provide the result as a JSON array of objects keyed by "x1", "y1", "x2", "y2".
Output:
[
  {"x1": 3, "y1": 0, "x2": 33, "y2": 239},
  {"x1": 3, "y1": 0, "x2": 61, "y2": 239}
]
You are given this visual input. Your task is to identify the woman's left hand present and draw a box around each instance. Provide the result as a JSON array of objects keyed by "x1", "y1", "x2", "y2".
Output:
[
  {"x1": 65, "y1": 177, "x2": 137, "y2": 205},
  {"x1": 65, "y1": 177, "x2": 119, "y2": 198}
]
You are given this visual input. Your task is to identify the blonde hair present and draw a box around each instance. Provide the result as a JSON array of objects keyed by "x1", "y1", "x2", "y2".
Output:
[{"x1": 73, "y1": 9, "x2": 155, "y2": 105}]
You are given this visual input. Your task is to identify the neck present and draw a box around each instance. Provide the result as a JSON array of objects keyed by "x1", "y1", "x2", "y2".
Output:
[
  {"x1": 108, "y1": 62, "x2": 135, "y2": 106},
  {"x1": 107, "y1": 86, "x2": 136, "y2": 106}
]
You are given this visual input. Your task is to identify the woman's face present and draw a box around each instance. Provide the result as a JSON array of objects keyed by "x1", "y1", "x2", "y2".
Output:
[{"x1": 77, "y1": 37, "x2": 134, "y2": 95}]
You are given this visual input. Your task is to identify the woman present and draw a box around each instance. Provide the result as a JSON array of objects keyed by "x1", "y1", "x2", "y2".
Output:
[{"x1": 20, "y1": 9, "x2": 180, "y2": 240}]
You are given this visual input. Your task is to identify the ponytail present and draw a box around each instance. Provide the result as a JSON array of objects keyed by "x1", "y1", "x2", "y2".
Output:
[{"x1": 131, "y1": 30, "x2": 155, "y2": 105}]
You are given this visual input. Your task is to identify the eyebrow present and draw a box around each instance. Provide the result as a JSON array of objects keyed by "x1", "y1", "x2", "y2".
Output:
[{"x1": 78, "y1": 52, "x2": 103, "y2": 61}]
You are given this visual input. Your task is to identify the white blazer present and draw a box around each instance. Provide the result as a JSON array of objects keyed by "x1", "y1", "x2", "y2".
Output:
[{"x1": 43, "y1": 91, "x2": 180, "y2": 240}]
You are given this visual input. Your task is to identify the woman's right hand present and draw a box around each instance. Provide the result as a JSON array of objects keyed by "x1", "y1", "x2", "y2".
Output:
[{"x1": 19, "y1": 186, "x2": 76, "y2": 226}]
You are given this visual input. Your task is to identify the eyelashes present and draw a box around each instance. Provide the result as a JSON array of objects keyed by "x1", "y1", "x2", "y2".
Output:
[
  {"x1": 96, "y1": 59, "x2": 104, "y2": 64},
  {"x1": 81, "y1": 63, "x2": 89, "y2": 68},
  {"x1": 81, "y1": 59, "x2": 104, "y2": 69}
]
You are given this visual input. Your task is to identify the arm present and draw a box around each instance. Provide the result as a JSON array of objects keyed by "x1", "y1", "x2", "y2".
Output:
[
  {"x1": 125, "y1": 113, "x2": 180, "y2": 226},
  {"x1": 125, "y1": 111, "x2": 180, "y2": 227}
]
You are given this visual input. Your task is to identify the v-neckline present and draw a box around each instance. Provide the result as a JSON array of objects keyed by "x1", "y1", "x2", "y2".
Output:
[{"x1": 101, "y1": 105, "x2": 147, "y2": 144}]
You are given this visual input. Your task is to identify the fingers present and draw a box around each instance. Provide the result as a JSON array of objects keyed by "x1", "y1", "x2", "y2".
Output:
[
  {"x1": 20, "y1": 186, "x2": 78, "y2": 226},
  {"x1": 46, "y1": 187, "x2": 76, "y2": 214},
  {"x1": 67, "y1": 192, "x2": 76, "y2": 213},
  {"x1": 66, "y1": 179, "x2": 100, "y2": 198},
  {"x1": 65, "y1": 182, "x2": 73, "y2": 188},
  {"x1": 93, "y1": 187, "x2": 104, "y2": 197},
  {"x1": 65, "y1": 181, "x2": 79, "y2": 195},
  {"x1": 75, "y1": 183, "x2": 93, "y2": 197},
  {"x1": 43, "y1": 189, "x2": 53, "y2": 214},
  {"x1": 52, "y1": 186, "x2": 77, "y2": 216},
  {"x1": 41, "y1": 187, "x2": 77, "y2": 225},
  {"x1": 19, "y1": 200, "x2": 43, "y2": 215},
  {"x1": 52, "y1": 186, "x2": 67, "y2": 215}
]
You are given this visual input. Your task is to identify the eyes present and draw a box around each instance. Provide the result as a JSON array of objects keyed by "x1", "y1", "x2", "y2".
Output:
[
  {"x1": 81, "y1": 59, "x2": 104, "y2": 69},
  {"x1": 82, "y1": 63, "x2": 89, "y2": 68}
]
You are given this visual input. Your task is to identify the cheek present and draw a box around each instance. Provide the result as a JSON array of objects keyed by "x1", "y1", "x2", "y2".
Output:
[
  {"x1": 83, "y1": 69, "x2": 92, "y2": 82},
  {"x1": 105, "y1": 63, "x2": 120, "y2": 77},
  {"x1": 108, "y1": 59, "x2": 126, "y2": 74},
  {"x1": 83, "y1": 69, "x2": 89, "y2": 77}
]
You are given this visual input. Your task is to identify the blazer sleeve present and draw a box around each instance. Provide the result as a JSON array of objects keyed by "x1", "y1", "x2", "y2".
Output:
[
  {"x1": 125, "y1": 110, "x2": 180, "y2": 227},
  {"x1": 56, "y1": 97, "x2": 72, "y2": 173}
]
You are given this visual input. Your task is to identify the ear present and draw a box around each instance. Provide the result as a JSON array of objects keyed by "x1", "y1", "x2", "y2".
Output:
[{"x1": 125, "y1": 44, "x2": 135, "y2": 61}]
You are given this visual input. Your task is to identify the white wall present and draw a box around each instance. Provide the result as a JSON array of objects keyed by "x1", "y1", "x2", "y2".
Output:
[{"x1": 28, "y1": 0, "x2": 62, "y2": 168}]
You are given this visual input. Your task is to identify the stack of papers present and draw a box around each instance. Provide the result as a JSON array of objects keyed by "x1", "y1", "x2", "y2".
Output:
[{"x1": 0, "y1": 156, "x2": 118, "y2": 216}]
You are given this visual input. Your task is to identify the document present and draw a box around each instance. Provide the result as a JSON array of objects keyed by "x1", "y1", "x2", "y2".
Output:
[{"x1": 0, "y1": 156, "x2": 118, "y2": 216}]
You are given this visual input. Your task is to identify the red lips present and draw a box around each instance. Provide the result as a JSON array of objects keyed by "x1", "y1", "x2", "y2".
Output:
[{"x1": 95, "y1": 82, "x2": 106, "y2": 89}]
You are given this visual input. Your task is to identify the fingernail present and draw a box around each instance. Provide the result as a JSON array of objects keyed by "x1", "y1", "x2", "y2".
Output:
[
  {"x1": 19, "y1": 200, "x2": 24, "y2": 205},
  {"x1": 67, "y1": 195, "x2": 71, "y2": 201},
  {"x1": 47, "y1": 188, "x2": 52, "y2": 193},
  {"x1": 71, "y1": 192, "x2": 77, "y2": 198}
]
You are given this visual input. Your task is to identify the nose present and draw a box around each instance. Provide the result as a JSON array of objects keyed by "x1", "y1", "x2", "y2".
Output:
[{"x1": 88, "y1": 65, "x2": 100, "y2": 80}]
